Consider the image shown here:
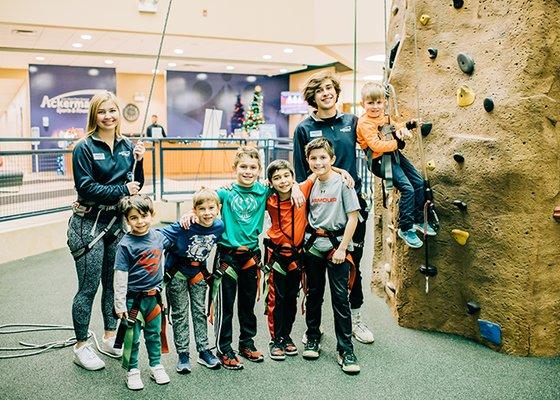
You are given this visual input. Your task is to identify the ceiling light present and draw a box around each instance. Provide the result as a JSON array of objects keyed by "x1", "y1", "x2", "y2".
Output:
[
  {"x1": 12, "y1": 29, "x2": 36, "y2": 36},
  {"x1": 226, "y1": 65, "x2": 235, "y2": 70},
  {"x1": 262, "y1": 54, "x2": 272, "y2": 60},
  {"x1": 72, "y1": 42, "x2": 83, "y2": 48},
  {"x1": 283, "y1": 48, "x2": 294, "y2": 54},
  {"x1": 363, "y1": 74, "x2": 383, "y2": 81},
  {"x1": 279, "y1": 68, "x2": 288, "y2": 73},
  {"x1": 246, "y1": 76, "x2": 257, "y2": 83},
  {"x1": 81, "y1": 34, "x2": 92, "y2": 40},
  {"x1": 365, "y1": 54, "x2": 385, "y2": 62},
  {"x1": 88, "y1": 68, "x2": 99, "y2": 76},
  {"x1": 196, "y1": 73, "x2": 208, "y2": 80},
  {"x1": 167, "y1": 62, "x2": 177, "y2": 67},
  {"x1": 174, "y1": 48, "x2": 184, "y2": 54},
  {"x1": 35, "y1": 56, "x2": 45, "y2": 61},
  {"x1": 29, "y1": 66, "x2": 38, "y2": 73},
  {"x1": 104, "y1": 59, "x2": 114, "y2": 65}
]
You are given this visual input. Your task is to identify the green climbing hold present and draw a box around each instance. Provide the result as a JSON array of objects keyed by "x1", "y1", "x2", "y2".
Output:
[
  {"x1": 428, "y1": 48, "x2": 438, "y2": 59},
  {"x1": 457, "y1": 52, "x2": 475, "y2": 75},
  {"x1": 453, "y1": 153, "x2": 465, "y2": 163},
  {"x1": 453, "y1": 0, "x2": 464, "y2": 9},
  {"x1": 483, "y1": 97, "x2": 494, "y2": 112},
  {"x1": 421, "y1": 122, "x2": 433, "y2": 137}
]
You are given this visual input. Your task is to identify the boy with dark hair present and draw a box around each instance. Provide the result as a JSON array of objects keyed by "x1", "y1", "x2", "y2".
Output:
[
  {"x1": 293, "y1": 71, "x2": 374, "y2": 344},
  {"x1": 113, "y1": 194, "x2": 171, "y2": 390},
  {"x1": 301, "y1": 138, "x2": 361, "y2": 375},
  {"x1": 159, "y1": 188, "x2": 224, "y2": 374}
]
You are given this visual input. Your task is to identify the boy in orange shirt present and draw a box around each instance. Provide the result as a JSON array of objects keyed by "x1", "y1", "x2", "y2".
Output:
[{"x1": 357, "y1": 82, "x2": 436, "y2": 249}]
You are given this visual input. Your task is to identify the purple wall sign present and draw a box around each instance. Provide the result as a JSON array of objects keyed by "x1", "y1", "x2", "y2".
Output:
[
  {"x1": 29, "y1": 64, "x2": 116, "y2": 171},
  {"x1": 166, "y1": 71, "x2": 289, "y2": 138}
]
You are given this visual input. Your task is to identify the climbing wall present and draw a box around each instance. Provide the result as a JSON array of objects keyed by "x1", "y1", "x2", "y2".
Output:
[{"x1": 372, "y1": 0, "x2": 560, "y2": 355}]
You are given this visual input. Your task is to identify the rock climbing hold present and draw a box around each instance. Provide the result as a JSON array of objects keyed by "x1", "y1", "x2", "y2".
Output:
[
  {"x1": 452, "y1": 200, "x2": 468, "y2": 211},
  {"x1": 451, "y1": 229, "x2": 469, "y2": 245},
  {"x1": 453, "y1": 153, "x2": 465, "y2": 163},
  {"x1": 389, "y1": 40, "x2": 400, "y2": 69},
  {"x1": 421, "y1": 122, "x2": 433, "y2": 137},
  {"x1": 453, "y1": 0, "x2": 464, "y2": 9},
  {"x1": 419, "y1": 14, "x2": 431, "y2": 25},
  {"x1": 478, "y1": 319, "x2": 502, "y2": 345},
  {"x1": 386, "y1": 281, "x2": 396, "y2": 294},
  {"x1": 426, "y1": 159, "x2": 436, "y2": 171},
  {"x1": 553, "y1": 205, "x2": 560, "y2": 221},
  {"x1": 483, "y1": 97, "x2": 494, "y2": 112},
  {"x1": 428, "y1": 48, "x2": 438, "y2": 59},
  {"x1": 392, "y1": 5, "x2": 398, "y2": 15},
  {"x1": 419, "y1": 264, "x2": 438, "y2": 277},
  {"x1": 467, "y1": 301, "x2": 481, "y2": 315},
  {"x1": 457, "y1": 84, "x2": 475, "y2": 107},
  {"x1": 457, "y1": 53, "x2": 475, "y2": 75}
]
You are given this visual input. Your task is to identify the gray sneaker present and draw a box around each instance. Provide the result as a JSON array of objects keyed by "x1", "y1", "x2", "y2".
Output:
[{"x1": 337, "y1": 351, "x2": 361, "y2": 375}]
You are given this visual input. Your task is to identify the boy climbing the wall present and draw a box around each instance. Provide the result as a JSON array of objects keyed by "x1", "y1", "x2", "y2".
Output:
[{"x1": 357, "y1": 81, "x2": 436, "y2": 249}]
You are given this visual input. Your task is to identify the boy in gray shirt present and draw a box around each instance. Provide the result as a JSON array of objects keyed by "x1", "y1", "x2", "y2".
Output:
[{"x1": 301, "y1": 138, "x2": 361, "y2": 375}]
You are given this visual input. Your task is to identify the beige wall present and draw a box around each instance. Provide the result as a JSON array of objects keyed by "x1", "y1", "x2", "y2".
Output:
[{"x1": 116, "y1": 73, "x2": 166, "y2": 136}]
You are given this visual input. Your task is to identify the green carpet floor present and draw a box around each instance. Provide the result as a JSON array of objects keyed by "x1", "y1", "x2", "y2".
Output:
[{"x1": 0, "y1": 231, "x2": 559, "y2": 400}]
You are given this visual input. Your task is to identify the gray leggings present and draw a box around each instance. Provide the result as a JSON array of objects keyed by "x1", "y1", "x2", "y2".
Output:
[{"x1": 67, "y1": 215, "x2": 124, "y2": 341}]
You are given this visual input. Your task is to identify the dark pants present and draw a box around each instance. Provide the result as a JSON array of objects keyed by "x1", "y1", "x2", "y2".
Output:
[
  {"x1": 266, "y1": 266, "x2": 301, "y2": 343},
  {"x1": 214, "y1": 251, "x2": 259, "y2": 355},
  {"x1": 304, "y1": 252, "x2": 353, "y2": 354},
  {"x1": 373, "y1": 152, "x2": 425, "y2": 231},
  {"x1": 348, "y1": 195, "x2": 368, "y2": 310}
]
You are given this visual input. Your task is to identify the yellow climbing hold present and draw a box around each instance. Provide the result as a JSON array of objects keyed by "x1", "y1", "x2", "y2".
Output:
[
  {"x1": 419, "y1": 14, "x2": 431, "y2": 25},
  {"x1": 457, "y1": 85, "x2": 475, "y2": 107},
  {"x1": 451, "y1": 229, "x2": 470, "y2": 245},
  {"x1": 426, "y1": 159, "x2": 436, "y2": 171}
]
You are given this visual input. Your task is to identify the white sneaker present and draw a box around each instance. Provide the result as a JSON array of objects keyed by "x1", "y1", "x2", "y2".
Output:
[
  {"x1": 352, "y1": 312, "x2": 374, "y2": 344},
  {"x1": 73, "y1": 343, "x2": 105, "y2": 371},
  {"x1": 102, "y1": 335, "x2": 123, "y2": 357},
  {"x1": 127, "y1": 368, "x2": 144, "y2": 391},
  {"x1": 150, "y1": 364, "x2": 170, "y2": 385}
]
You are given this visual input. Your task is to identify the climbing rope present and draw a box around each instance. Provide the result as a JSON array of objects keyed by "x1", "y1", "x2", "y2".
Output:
[
  {"x1": 131, "y1": 0, "x2": 174, "y2": 178},
  {"x1": 0, "y1": 324, "x2": 120, "y2": 360}
]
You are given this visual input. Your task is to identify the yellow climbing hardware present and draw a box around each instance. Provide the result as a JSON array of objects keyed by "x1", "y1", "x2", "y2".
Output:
[
  {"x1": 419, "y1": 14, "x2": 431, "y2": 25},
  {"x1": 457, "y1": 85, "x2": 475, "y2": 107},
  {"x1": 426, "y1": 159, "x2": 436, "y2": 171},
  {"x1": 451, "y1": 229, "x2": 469, "y2": 245}
]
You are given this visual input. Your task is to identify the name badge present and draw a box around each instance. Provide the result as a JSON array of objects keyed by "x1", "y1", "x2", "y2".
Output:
[
  {"x1": 93, "y1": 153, "x2": 105, "y2": 160},
  {"x1": 310, "y1": 130, "x2": 322, "y2": 138}
]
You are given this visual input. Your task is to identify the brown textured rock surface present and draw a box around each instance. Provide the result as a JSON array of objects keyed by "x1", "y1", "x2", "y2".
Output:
[{"x1": 372, "y1": 0, "x2": 560, "y2": 355}]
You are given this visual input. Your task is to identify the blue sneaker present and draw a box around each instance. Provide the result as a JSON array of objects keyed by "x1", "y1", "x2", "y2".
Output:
[
  {"x1": 397, "y1": 228, "x2": 423, "y2": 248},
  {"x1": 197, "y1": 349, "x2": 221, "y2": 369},
  {"x1": 176, "y1": 352, "x2": 192, "y2": 374},
  {"x1": 413, "y1": 223, "x2": 437, "y2": 236}
]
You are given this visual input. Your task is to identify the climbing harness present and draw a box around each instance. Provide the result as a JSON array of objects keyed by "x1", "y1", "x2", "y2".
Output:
[{"x1": 113, "y1": 289, "x2": 169, "y2": 369}]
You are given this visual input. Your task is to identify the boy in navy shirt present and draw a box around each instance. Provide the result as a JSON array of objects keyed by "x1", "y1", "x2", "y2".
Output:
[{"x1": 159, "y1": 188, "x2": 224, "y2": 374}]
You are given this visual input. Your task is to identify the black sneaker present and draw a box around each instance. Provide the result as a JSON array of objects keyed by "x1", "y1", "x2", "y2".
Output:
[
  {"x1": 302, "y1": 339, "x2": 320, "y2": 360},
  {"x1": 337, "y1": 351, "x2": 361, "y2": 375},
  {"x1": 283, "y1": 337, "x2": 298, "y2": 356},
  {"x1": 268, "y1": 340, "x2": 286, "y2": 361}
]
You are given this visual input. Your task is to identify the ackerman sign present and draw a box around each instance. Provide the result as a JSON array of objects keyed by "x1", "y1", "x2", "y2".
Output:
[{"x1": 39, "y1": 89, "x2": 106, "y2": 114}]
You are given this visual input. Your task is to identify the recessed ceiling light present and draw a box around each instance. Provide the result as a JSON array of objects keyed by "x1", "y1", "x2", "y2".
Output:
[
  {"x1": 167, "y1": 62, "x2": 177, "y2": 67},
  {"x1": 35, "y1": 56, "x2": 45, "y2": 61},
  {"x1": 196, "y1": 73, "x2": 208, "y2": 80},
  {"x1": 29, "y1": 66, "x2": 38, "y2": 73},
  {"x1": 173, "y1": 48, "x2": 184, "y2": 54},
  {"x1": 81, "y1": 34, "x2": 92, "y2": 40},
  {"x1": 363, "y1": 74, "x2": 383, "y2": 81},
  {"x1": 365, "y1": 54, "x2": 385, "y2": 62},
  {"x1": 226, "y1": 65, "x2": 235, "y2": 70},
  {"x1": 72, "y1": 42, "x2": 83, "y2": 48},
  {"x1": 88, "y1": 68, "x2": 99, "y2": 76},
  {"x1": 104, "y1": 59, "x2": 114, "y2": 65},
  {"x1": 283, "y1": 48, "x2": 293, "y2": 54},
  {"x1": 246, "y1": 76, "x2": 257, "y2": 83},
  {"x1": 279, "y1": 68, "x2": 288, "y2": 73},
  {"x1": 262, "y1": 54, "x2": 272, "y2": 60}
]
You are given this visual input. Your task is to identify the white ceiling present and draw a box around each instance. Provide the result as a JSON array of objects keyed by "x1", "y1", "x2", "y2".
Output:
[{"x1": 0, "y1": 0, "x2": 388, "y2": 111}]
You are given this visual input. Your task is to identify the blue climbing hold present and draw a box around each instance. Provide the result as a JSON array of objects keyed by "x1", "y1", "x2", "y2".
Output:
[
  {"x1": 457, "y1": 53, "x2": 475, "y2": 75},
  {"x1": 478, "y1": 319, "x2": 502, "y2": 345}
]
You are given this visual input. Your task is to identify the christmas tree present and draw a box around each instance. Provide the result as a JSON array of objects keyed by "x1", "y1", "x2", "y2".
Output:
[
  {"x1": 243, "y1": 85, "x2": 265, "y2": 133},
  {"x1": 230, "y1": 94, "x2": 245, "y2": 133}
]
